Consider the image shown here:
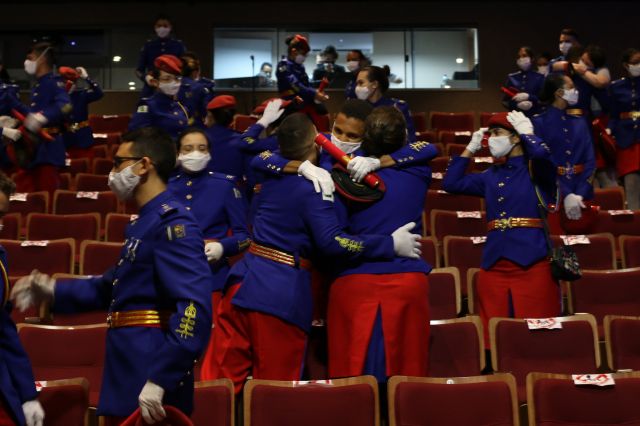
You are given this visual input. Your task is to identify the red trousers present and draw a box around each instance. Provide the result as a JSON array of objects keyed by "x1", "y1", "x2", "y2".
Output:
[
  {"x1": 199, "y1": 283, "x2": 307, "y2": 394},
  {"x1": 0, "y1": 396, "x2": 16, "y2": 426},
  {"x1": 13, "y1": 165, "x2": 60, "y2": 199},
  {"x1": 617, "y1": 143, "x2": 640, "y2": 177},
  {"x1": 327, "y1": 272, "x2": 430, "y2": 378},
  {"x1": 477, "y1": 259, "x2": 561, "y2": 347}
]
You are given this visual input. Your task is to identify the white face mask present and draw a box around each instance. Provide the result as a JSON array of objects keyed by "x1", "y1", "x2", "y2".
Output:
[
  {"x1": 346, "y1": 61, "x2": 360, "y2": 72},
  {"x1": 628, "y1": 63, "x2": 640, "y2": 77},
  {"x1": 158, "y1": 80, "x2": 181, "y2": 96},
  {"x1": 355, "y1": 86, "x2": 371, "y2": 101},
  {"x1": 561, "y1": 88, "x2": 579, "y2": 105},
  {"x1": 488, "y1": 135, "x2": 514, "y2": 158},
  {"x1": 559, "y1": 42, "x2": 572, "y2": 56},
  {"x1": 517, "y1": 57, "x2": 532, "y2": 71},
  {"x1": 178, "y1": 151, "x2": 211, "y2": 173},
  {"x1": 537, "y1": 66, "x2": 549, "y2": 76},
  {"x1": 23, "y1": 46, "x2": 50, "y2": 76},
  {"x1": 108, "y1": 161, "x2": 141, "y2": 200},
  {"x1": 331, "y1": 133, "x2": 361, "y2": 154},
  {"x1": 294, "y1": 54, "x2": 306, "y2": 65},
  {"x1": 155, "y1": 26, "x2": 171, "y2": 38}
]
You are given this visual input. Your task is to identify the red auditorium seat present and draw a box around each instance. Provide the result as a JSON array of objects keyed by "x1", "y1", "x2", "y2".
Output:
[
  {"x1": 59, "y1": 172, "x2": 72, "y2": 190},
  {"x1": 431, "y1": 210, "x2": 486, "y2": 244},
  {"x1": 91, "y1": 144, "x2": 109, "y2": 159},
  {"x1": 192, "y1": 379, "x2": 235, "y2": 426},
  {"x1": 411, "y1": 111, "x2": 427, "y2": 132},
  {"x1": 429, "y1": 111, "x2": 475, "y2": 134},
  {"x1": 48, "y1": 274, "x2": 108, "y2": 326},
  {"x1": 620, "y1": 235, "x2": 640, "y2": 268},
  {"x1": 89, "y1": 114, "x2": 130, "y2": 134},
  {"x1": 75, "y1": 173, "x2": 110, "y2": 191},
  {"x1": 604, "y1": 315, "x2": 640, "y2": 371},
  {"x1": 37, "y1": 377, "x2": 90, "y2": 426},
  {"x1": 549, "y1": 233, "x2": 616, "y2": 270},
  {"x1": 429, "y1": 316, "x2": 484, "y2": 378},
  {"x1": 53, "y1": 190, "x2": 117, "y2": 225},
  {"x1": 9, "y1": 191, "x2": 49, "y2": 218},
  {"x1": 467, "y1": 268, "x2": 481, "y2": 314},
  {"x1": 430, "y1": 157, "x2": 450, "y2": 174},
  {"x1": 1, "y1": 238, "x2": 75, "y2": 276},
  {"x1": 65, "y1": 158, "x2": 90, "y2": 177},
  {"x1": 243, "y1": 376, "x2": 379, "y2": 426},
  {"x1": 92, "y1": 157, "x2": 114, "y2": 175},
  {"x1": 443, "y1": 236, "x2": 484, "y2": 297},
  {"x1": 0, "y1": 213, "x2": 21, "y2": 240},
  {"x1": 424, "y1": 190, "x2": 484, "y2": 236},
  {"x1": 479, "y1": 112, "x2": 500, "y2": 127},
  {"x1": 120, "y1": 198, "x2": 139, "y2": 214},
  {"x1": 105, "y1": 213, "x2": 134, "y2": 242},
  {"x1": 566, "y1": 268, "x2": 640, "y2": 337},
  {"x1": 80, "y1": 240, "x2": 122, "y2": 275},
  {"x1": 233, "y1": 114, "x2": 258, "y2": 132},
  {"x1": 428, "y1": 267, "x2": 461, "y2": 320},
  {"x1": 594, "y1": 187, "x2": 626, "y2": 210},
  {"x1": 27, "y1": 213, "x2": 100, "y2": 246},
  {"x1": 490, "y1": 314, "x2": 600, "y2": 403},
  {"x1": 419, "y1": 236, "x2": 439, "y2": 267},
  {"x1": 18, "y1": 323, "x2": 106, "y2": 407},
  {"x1": 388, "y1": 374, "x2": 518, "y2": 426},
  {"x1": 416, "y1": 130, "x2": 438, "y2": 144},
  {"x1": 527, "y1": 371, "x2": 640, "y2": 426},
  {"x1": 592, "y1": 210, "x2": 640, "y2": 237},
  {"x1": 438, "y1": 130, "x2": 472, "y2": 146}
]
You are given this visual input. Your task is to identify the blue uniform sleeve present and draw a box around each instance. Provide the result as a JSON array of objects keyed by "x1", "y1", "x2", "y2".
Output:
[
  {"x1": 84, "y1": 78, "x2": 104, "y2": 103},
  {"x1": 128, "y1": 102, "x2": 154, "y2": 131},
  {"x1": 148, "y1": 217, "x2": 212, "y2": 391},
  {"x1": 0, "y1": 305, "x2": 38, "y2": 403},
  {"x1": 389, "y1": 141, "x2": 439, "y2": 167},
  {"x1": 53, "y1": 269, "x2": 115, "y2": 313},
  {"x1": 41, "y1": 81, "x2": 71, "y2": 124},
  {"x1": 277, "y1": 62, "x2": 316, "y2": 104},
  {"x1": 520, "y1": 134, "x2": 552, "y2": 160},
  {"x1": 250, "y1": 150, "x2": 289, "y2": 178},
  {"x1": 396, "y1": 101, "x2": 417, "y2": 143},
  {"x1": 232, "y1": 124, "x2": 273, "y2": 154},
  {"x1": 576, "y1": 122, "x2": 596, "y2": 199},
  {"x1": 443, "y1": 156, "x2": 486, "y2": 197},
  {"x1": 136, "y1": 43, "x2": 148, "y2": 81},
  {"x1": 219, "y1": 185, "x2": 251, "y2": 257}
]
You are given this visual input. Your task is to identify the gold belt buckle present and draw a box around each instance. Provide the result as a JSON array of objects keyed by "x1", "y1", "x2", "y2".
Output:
[
  {"x1": 632, "y1": 111, "x2": 640, "y2": 120},
  {"x1": 106, "y1": 313, "x2": 113, "y2": 328},
  {"x1": 69, "y1": 122, "x2": 80, "y2": 132},
  {"x1": 495, "y1": 218, "x2": 512, "y2": 230}
]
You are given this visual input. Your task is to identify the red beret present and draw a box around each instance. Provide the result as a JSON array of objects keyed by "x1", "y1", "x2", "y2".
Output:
[
  {"x1": 207, "y1": 95, "x2": 237, "y2": 110},
  {"x1": 154, "y1": 54, "x2": 182, "y2": 75},
  {"x1": 290, "y1": 34, "x2": 310, "y2": 51},
  {"x1": 252, "y1": 98, "x2": 294, "y2": 115},
  {"x1": 59, "y1": 66, "x2": 79, "y2": 82},
  {"x1": 486, "y1": 112, "x2": 515, "y2": 132}
]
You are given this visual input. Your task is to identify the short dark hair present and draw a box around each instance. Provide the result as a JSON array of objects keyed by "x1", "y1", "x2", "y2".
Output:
[
  {"x1": 560, "y1": 28, "x2": 579, "y2": 42},
  {"x1": 154, "y1": 14, "x2": 172, "y2": 25},
  {"x1": 349, "y1": 50, "x2": 371, "y2": 65},
  {"x1": 181, "y1": 51, "x2": 200, "y2": 76},
  {"x1": 177, "y1": 127, "x2": 210, "y2": 150},
  {"x1": 623, "y1": 48, "x2": 640, "y2": 64},
  {"x1": 210, "y1": 108, "x2": 236, "y2": 127},
  {"x1": 120, "y1": 127, "x2": 176, "y2": 183},
  {"x1": 361, "y1": 66, "x2": 390, "y2": 93},
  {"x1": 566, "y1": 45, "x2": 585, "y2": 64},
  {"x1": 0, "y1": 172, "x2": 16, "y2": 199},
  {"x1": 277, "y1": 113, "x2": 315, "y2": 161},
  {"x1": 361, "y1": 106, "x2": 407, "y2": 157},
  {"x1": 520, "y1": 46, "x2": 534, "y2": 58},
  {"x1": 585, "y1": 45, "x2": 606, "y2": 69},
  {"x1": 260, "y1": 62, "x2": 272, "y2": 70},
  {"x1": 539, "y1": 73, "x2": 567, "y2": 104},
  {"x1": 28, "y1": 42, "x2": 55, "y2": 67},
  {"x1": 339, "y1": 99, "x2": 374, "y2": 123}
]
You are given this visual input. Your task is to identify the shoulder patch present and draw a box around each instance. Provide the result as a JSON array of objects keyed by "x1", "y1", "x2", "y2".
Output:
[
  {"x1": 137, "y1": 105, "x2": 149, "y2": 113},
  {"x1": 210, "y1": 172, "x2": 237, "y2": 182},
  {"x1": 166, "y1": 224, "x2": 186, "y2": 240},
  {"x1": 233, "y1": 187, "x2": 243, "y2": 199},
  {"x1": 159, "y1": 202, "x2": 178, "y2": 217}
]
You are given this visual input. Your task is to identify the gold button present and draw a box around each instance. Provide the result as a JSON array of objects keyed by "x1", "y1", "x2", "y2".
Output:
[
  {"x1": 186, "y1": 206, "x2": 191, "y2": 210},
  {"x1": 498, "y1": 182, "x2": 505, "y2": 187},
  {"x1": 187, "y1": 181, "x2": 193, "y2": 186},
  {"x1": 566, "y1": 150, "x2": 571, "y2": 155},
  {"x1": 186, "y1": 194, "x2": 192, "y2": 200},
  {"x1": 498, "y1": 196, "x2": 504, "y2": 202},
  {"x1": 112, "y1": 279, "x2": 119, "y2": 286}
]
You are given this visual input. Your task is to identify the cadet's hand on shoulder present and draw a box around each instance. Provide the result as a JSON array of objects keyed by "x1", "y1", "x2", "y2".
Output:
[
  {"x1": 298, "y1": 160, "x2": 335, "y2": 197},
  {"x1": 391, "y1": 222, "x2": 421, "y2": 259}
]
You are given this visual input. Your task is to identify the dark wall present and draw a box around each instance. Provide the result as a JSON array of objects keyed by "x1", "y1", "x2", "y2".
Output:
[{"x1": 6, "y1": 1, "x2": 639, "y2": 124}]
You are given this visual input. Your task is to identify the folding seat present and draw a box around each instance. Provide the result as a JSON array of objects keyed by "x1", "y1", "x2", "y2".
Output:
[
  {"x1": 105, "y1": 213, "x2": 135, "y2": 242},
  {"x1": 192, "y1": 379, "x2": 235, "y2": 426},
  {"x1": 431, "y1": 210, "x2": 486, "y2": 244},
  {"x1": 66, "y1": 157, "x2": 90, "y2": 177},
  {"x1": 74, "y1": 173, "x2": 110, "y2": 192},
  {"x1": 424, "y1": 190, "x2": 484, "y2": 236},
  {"x1": 467, "y1": 268, "x2": 481, "y2": 314},
  {"x1": 0, "y1": 212, "x2": 21, "y2": 239},
  {"x1": 429, "y1": 111, "x2": 475, "y2": 133},
  {"x1": 92, "y1": 157, "x2": 113, "y2": 175},
  {"x1": 47, "y1": 274, "x2": 109, "y2": 326},
  {"x1": 53, "y1": 190, "x2": 117, "y2": 225},
  {"x1": 443, "y1": 236, "x2": 484, "y2": 296},
  {"x1": 445, "y1": 143, "x2": 467, "y2": 157},
  {"x1": 18, "y1": 323, "x2": 107, "y2": 407},
  {"x1": 93, "y1": 133, "x2": 121, "y2": 149},
  {"x1": 567, "y1": 268, "x2": 640, "y2": 338},
  {"x1": 527, "y1": 371, "x2": 640, "y2": 426},
  {"x1": 243, "y1": 376, "x2": 378, "y2": 426},
  {"x1": 549, "y1": 233, "x2": 616, "y2": 270},
  {"x1": 37, "y1": 377, "x2": 90, "y2": 426},
  {"x1": 88, "y1": 114, "x2": 130, "y2": 134},
  {"x1": 27, "y1": 213, "x2": 100, "y2": 247},
  {"x1": 428, "y1": 267, "x2": 461, "y2": 320},
  {"x1": 416, "y1": 130, "x2": 438, "y2": 144},
  {"x1": 388, "y1": 373, "x2": 519, "y2": 426},
  {"x1": 9, "y1": 191, "x2": 49, "y2": 218},
  {"x1": 592, "y1": 210, "x2": 640, "y2": 238},
  {"x1": 120, "y1": 198, "x2": 139, "y2": 214},
  {"x1": 429, "y1": 157, "x2": 450, "y2": 174},
  {"x1": 438, "y1": 130, "x2": 471, "y2": 146},
  {"x1": 619, "y1": 235, "x2": 640, "y2": 268},
  {"x1": 604, "y1": 315, "x2": 640, "y2": 371},
  {"x1": 91, "y1": 144, "x2": 109, "y2": 159},
  {"x1": 411, "y1": 111, "x2": 427, "y2": 132},
  {"x1": 1, "y1": 238, "x2": 75, "y2": 276},
  {"x1": 490, "y1": 314, "x2": 600, "y2": 402},
  {"x1": 594, "y1": 187, "x2": 626, "y2": 210},
  {"x1": 80, "y1": 240, "x2": 123, "y2": 275},
  {"x1": 59, "y1": 172, "x2": 72, "y2": 190},
  {"x1": 429, "y1": 316, "x2": 484, "y2": 377},
  {"x1": 480, "y1": 112, "x2": 501, "y2": 127},
  {"x1": 419, "y1": 236, "x2": 439, "y2": 267},
  {"x1": 233, "y1": 114, "x2": 258, "y2": 132}
]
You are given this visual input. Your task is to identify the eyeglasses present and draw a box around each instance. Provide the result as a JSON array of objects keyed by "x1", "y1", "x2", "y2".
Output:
[{"x1": 113, "y1": 156, "x2": 143, "y2": 168}]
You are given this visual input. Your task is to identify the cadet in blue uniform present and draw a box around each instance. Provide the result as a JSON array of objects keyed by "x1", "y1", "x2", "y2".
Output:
[
  {"x1": 136, "y1": 15, "x2": 186, "y2": 98},
  {"x1": 12, "y1": 127, "x2": 212, "y2": 425},
  {"x1": 608, "y1": 48, "x2": 640, "y2": 209},
  {"x1": 549, "y1": 28, "x2": 581, "y2": 74},
  {"x1": 200, "y1": 113, "x2": 421, "y2": 393},
  {"x1": 178, "y1": 52, "x2": 215, "y2": 127},
  {"x1": 344, "y1": 50, "x2": 371, "y2": 100},
  {"x1": 443, "y1": 112, "x2": 561, "y2": 346},
  {"x1": 354, "y1": 66, "x2": 417, "y2": 143},
  {"x1": 58, "y1": 66, "x2": 104, "y2": 159},
  {"x1": 11, "y1": 42, "x2": 71, "y2": 197},
  {"x1": 0, "y1": 83, "x2": 22, "y2": 172},
  {"x1": 203, "y1": 95, "x2": 242, "y2": 177},
  {"x1": 129, "y1": 55, "x2": 192, "y2": 140},
  {"x1": 0, "y1": 173, "x2": 45, "y2": 426},
  {"x1": 502, "y1": 46, "x2": 545, "y2": 117},
  {"x1": 534, "y1": 74, "x2": 596, "y2": 221}
]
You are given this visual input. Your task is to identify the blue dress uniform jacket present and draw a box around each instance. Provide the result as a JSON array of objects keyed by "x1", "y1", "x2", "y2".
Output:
[
  {"x1": 53, "y1": 191, "x2": 212, "y2": 417},
  {"x1": 177, "y1": 77, "x2": 214, "y2": 127},
  {"x1": 206, "y1": 124, "x2": 242, "y2": 177},
  {"x1": 608, "y1": 77, "x2": 640, "y2": 149},
  {"x1": 532, "y1": 106, "x2": 596, "y2": 199},
  {"x1": 0, "y1": 83, "x2": 21, "y2": 168},
  {"x1": 443, "y1": 138, "x2": 552, "y2": 269},
  {"x1": 345, "y1": 76, "x2": 356, "y2": 99},
  {"x1": 232, "y1": 174, "x2": 395, "y2": 332},
  {"x1": 63, "y1": 78, "x2": 104, "y2": 149},
  {"x1": 12, "y1": 72, "x2": 70, "y2": 168},
  {"x1": 276, "y1": 59, "x2": 316, "y2": 104},
  {"x1": 230, "y1": 123, "x2": 279, "y2": 193},
  {"x1": 0, "y1": 249, "x2": 37, "y2": 426},
  {"x1": 168, "y1": 171, "x2": 250, "y2": 292},
  {"x1": 136, "y1": 37, "x2": 186, "y2": 98},
  {"x1": 128, "y1": 92, "x2": 191, "y2": 140},
  {"x1": 502, "y1": 70, "x2": 545, "y2": 116},
  {"x1": 371, "y1": 97, "x2": 417, "y2": 143}
]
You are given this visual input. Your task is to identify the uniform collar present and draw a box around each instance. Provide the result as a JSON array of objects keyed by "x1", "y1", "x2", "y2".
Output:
[
  {"x1": 139, "y1": 190, "x2": 173, "y2": 217},
  {"x1": 505, "y1": 155, "x2": 527, "y2": 167}
]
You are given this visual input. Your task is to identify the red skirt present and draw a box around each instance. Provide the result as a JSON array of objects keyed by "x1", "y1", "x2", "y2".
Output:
[{"x1": 617, "y1": 143, "x2": 640, "y2": 177}]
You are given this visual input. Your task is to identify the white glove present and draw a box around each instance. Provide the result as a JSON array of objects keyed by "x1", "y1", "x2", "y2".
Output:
[
  {"x1": 466, "y1": 127, "x2": 488, "y2": 154},
  {"x1": 517, "y1": 101, "x2": 533, "y2": 111},
  {"x1": 347, "y1": 156, "x2": 381, "y2": 183},
  {"x1": 391, "y1": 222, "x2": 421, "y2": 259},
  {"x1": 298, "y1": 160, "x2": 335, "y2": 197},
  {"x1": 256, "y1": 99, "x2": 285, "y2": 128},
  {"x1": 205, "y1": 242, "x2": 224, "y2": 262},
  {"x1": 139, "y1": 380, "x2": 165, "y2": 424},
  {"x1": 605, "y1": 128, "x2": 612, "y2": 135},
  {"x1": 76, "y1": 66, "x2": 89, "y2": 79},
  {"x1": 22, "y1": 400, "x2": 44, "y2": 426},
  {"x1": 10, "y1": 270, "x2": 55, "y2": 312},
  {"x1": 507, "y1": 110, "x2": 534, "y2": 135},
  {"x1": 564, "y1": 193, "x2": 586, "y2": 220},
  {"x1": 0, "y1": 115, "x2": 18, "y2": 128},
  {"x1": 24, "y1": 113, "x2": 47, "y2": 133},
  {"x1": 144, "y1": 74, "x2": 154, "y2": 85},
  {"x1": 512, "y1": 92, "x2": 530, "y2": 102},
  {"x1": 2, "y1": 127, "x2": 22, "y2": 142}
]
